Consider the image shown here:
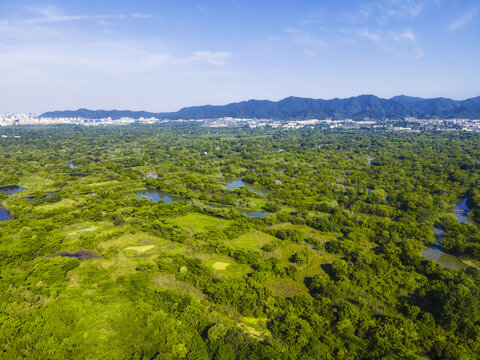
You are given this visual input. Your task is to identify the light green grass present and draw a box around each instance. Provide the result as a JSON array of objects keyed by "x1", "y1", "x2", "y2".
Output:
[
  {"x1": 124, "y1": 245, "x2": 156, "y2": 253},
  {"x1": 34, "y1": 199, "x2": 75, "y2": 212},
  {"x1": 67, "y1": 226, "x2": 99, "y2": 236},
  {"x1": 298, "y1": 252, "x2": 339, "y2": 278},
  {"x1": 229, "y1": 231, "x2": 276, "y2": 249},
  {"x1": 99, "y1": 231, "x2": 189, "y2": 259},
  {"x1": 265, "y1": 277, "x2": 308, "y2": 298},
  {"x1": 19, "y1": 176, "x2": 53, "y2": 189},
  {"x1": 270, "y1": 222, "x2": 340, "y2": 242},
  {"x1": 203, "y1": 256, "x2": 251, "y2": 277},
  {"x1": 170, "y1": 213, "x2": 231, "y2": 235},
  {"x1": 238, "y1": 317, "x2": 271, "y2": 339}
]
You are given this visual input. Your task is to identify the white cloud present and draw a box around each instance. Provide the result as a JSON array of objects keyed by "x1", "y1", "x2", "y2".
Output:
[
  {"x1": 20, "y1": 4, "x2": 126, "y2": 24},
  {"x1": 191, "y1": 51, "x2": 232, "y2": 65},
  {"x1": 132, "y1": 13, "x2": 153, "y2": 19},
  {"x1": 352, "y1": 27, "x2": 423, "y2": 59},
  {"x1": 448, "y1": 7, "x2": 478, "y2": 31},
  {"x1": 350, "y1": 0, "x2": 428, "y2": 25},
  {"x1": 285, "y1": 28, "x2": 327, "y2": 47}
]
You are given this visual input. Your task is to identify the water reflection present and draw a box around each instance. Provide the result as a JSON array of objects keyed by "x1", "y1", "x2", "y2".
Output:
[
  {"x1": 453, "y1": 198, "x2": 472, "y2": 225},
  {"x1": 0, "y1": 185, "x2": 27, "y2": 195},
  {"x1": 245, "y1": 210, "x2": 266, "y2": 218},
  {"x1": 422, "y1": 227, "x2": 468, "y2": 270},
  {"x1": 224, "y1": 180, "x2": 265, "y2": 196},
  {"x1": 136, "y1": 188, "x2": 179, "y2": 203},
  {"x1": 145, "y1": 172, "x2": 158, "y2": 178},
  {"x1": 0, "y1": 207, "x2": 12, "y2": 221}
]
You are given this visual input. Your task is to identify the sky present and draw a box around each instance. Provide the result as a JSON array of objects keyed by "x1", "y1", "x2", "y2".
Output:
[{"x1": 0, "y1": 0, "x2": 479, "y2": 113}]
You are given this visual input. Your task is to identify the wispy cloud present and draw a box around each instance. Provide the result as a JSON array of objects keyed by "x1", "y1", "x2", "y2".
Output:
[
  {"x1": 132, "y1": 13, "x2": 153, "y2": 19},
  {"x1": 191, "y1": 51, "x2": 232, "y2": 65},
  {"x1": 19, "y1": 4, "x2": 126, "y2": 24},
  {"x1": 0, "y1": 4, "x2": 233, "y2": 76},
  {"x1": 354, "y1": 27, "x2": 423, "y2": 59},
  {"x1": 349, "y1": 0, "x2": 427, "y2": 25},
  {"x1": 448, "y1": 6, "x2": 478, "y2": 31},
  {"x1": 285, "y1": 28, "x2": 327, "y2": 47}
]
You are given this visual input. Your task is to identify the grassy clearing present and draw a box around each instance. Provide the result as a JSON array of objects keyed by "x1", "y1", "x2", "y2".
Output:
[
  {"x1": 152, "y1": 273, "x2": 205, "y2": 299},
  {"x1": 247, "y1": 198, "x2": 267, "y2": 210},
  {"x1": 170, "y1": 213, "x2": 231, "y2": 235},
  {"x1": 19, "y1": 176, "x2": 53, "y2": 189},
  {"x1": 211, "y1": 262, "x2": 230, "y2": 270},
  {"x1": 202, "y1": 256, "x2": 251, "y2": 277},
  {"x1": 34, "y1": 199, "x2": 75, "y2": 212},
  {"x1": 86, "y1": 180, "x2": 121, "y2": 188},
  {"x1": 298, "y1": 252, "x2": 339, "y2": 278},
  {"x1": 124, "y1": 245, "x2": 156, "y2": 253},
  {"x1": 229, "y1": 231, "x2": 276, "y2": 249},
  {"x1": 265, "y1": 277, "x2": 308, "y2": 298},
  {"x1": 67, "y1": 226, "x2": 99, "y2": 236},
  {"x1": 270, "y1": 222, "x2": 340, "y2": 242},
  {"x1": 275, "y1": 243, "x2": 309, "y2": 267},
  {"x1": 99, "y1": 231, "x2": 190, "y2": 259},
  {"x1": 238, "y1": 317, "x2": 271, "y2": 339}
]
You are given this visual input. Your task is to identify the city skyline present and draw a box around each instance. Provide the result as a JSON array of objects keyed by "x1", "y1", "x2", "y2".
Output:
[{"x1": 1, "y1": 0, "x2": 479, "y2": 113}]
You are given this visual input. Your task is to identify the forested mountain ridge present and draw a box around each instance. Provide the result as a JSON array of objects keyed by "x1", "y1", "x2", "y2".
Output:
[{"x1": 40, "y1": 95, "x2": 480, "y2": 120}]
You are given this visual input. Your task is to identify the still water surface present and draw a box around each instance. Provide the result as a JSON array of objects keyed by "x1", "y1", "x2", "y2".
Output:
[{"x1": 422, "y1": 198, "x2": 475, "y2": 270}]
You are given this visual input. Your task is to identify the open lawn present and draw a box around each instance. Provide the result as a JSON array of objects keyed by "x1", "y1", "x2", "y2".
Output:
[
  {"x1": 19, "y1": 175, "x2": 53, "y2": 190},
  {"x1": 270, "y1": 222, "x2": 340, "y2": 242},
  {"x1": 201, "y1": 256, "x2": 251, "y2": 278},
  {"x1": 124, "y1": 245, "x2": 156, "y2": 253},
  {"x1": 265, "y1": 277, "x2": 308, "y2": 298},
  {"x1": 34, "y1": 199, "x2": 76, "y2": 212},
  {"x1": 170, "y1": 213, "x2": 231, "y2": 235},
  {"x1": 229, "y1": 230, "x2": 277, "y2": 249}
]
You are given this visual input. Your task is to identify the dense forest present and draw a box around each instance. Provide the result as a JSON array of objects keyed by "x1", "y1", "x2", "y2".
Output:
[{"x1": 1, "y1": 125, "x2": 480, "y2": 359}]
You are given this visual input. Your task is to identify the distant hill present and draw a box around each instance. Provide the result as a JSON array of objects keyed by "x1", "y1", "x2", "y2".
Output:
[{"x1": 40, "y1": 95, "x2": 480, "y2": 120}]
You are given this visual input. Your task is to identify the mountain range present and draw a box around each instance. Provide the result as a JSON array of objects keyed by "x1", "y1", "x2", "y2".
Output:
[{"x1": 40, "y1": 95, "x2": 480, "y2": 121}]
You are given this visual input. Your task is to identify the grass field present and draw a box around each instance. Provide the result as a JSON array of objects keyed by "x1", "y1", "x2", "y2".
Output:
[
  {"x1": 270, "y1": 222, "x2": 340, "y2": 242},
  {"x1": 34, "y1": 199, "x2": 76, "y2": 212},
  {"x1": 229, "y1": 231, "x2": 276, "y2": 249},
  {"x1": 170, "y1": 213, "x2": 231, "y2": 235},
  {"x1": 124, "y1": 245, "x2": 156, "y2": 253},
  {"x1": 19, "y1": 175, "x2": 53, "y2": 189},
  {"x1": 265, "y1": 277, "x2": 309, "y2": 298},
  {"x1": 202, "y1": 256, "x2": 251, "y2": 277}
]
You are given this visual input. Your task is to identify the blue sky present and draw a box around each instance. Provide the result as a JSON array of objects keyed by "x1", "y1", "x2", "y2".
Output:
[{"x1": 0, "y1": 0, "x2": 479, "y2": 113}]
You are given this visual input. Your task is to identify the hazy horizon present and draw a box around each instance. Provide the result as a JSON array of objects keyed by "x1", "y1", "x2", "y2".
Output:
[{"x1": 1, "y1": 0, "x2": 479, "y2": 113}]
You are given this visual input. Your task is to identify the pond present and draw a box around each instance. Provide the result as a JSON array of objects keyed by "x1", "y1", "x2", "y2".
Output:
[
  {"x1": 136, "y1": 188, "x2": 180, "y2": 204},
  {"x1": 0, "y1": 207, "x2": 12, "y2": 221},
  {"x1": 145, "y1": 172, "x2": 158, "y2": 178},
  {"x1": 453, "y1": 198, "x2": 472, "y2": 225},
  {"x1": 245, "y1": 210, "x2": 266, "y2": 218},
  {"x1": 0, "y1": 185, "x2": 27, "y2": 195},
  {"x1": 69, "y1": 162, "x2": 77, "y2": 169},
  {"x1": 421, "y1": 227, "x2": 468, "y2": 270},
  {"x1": 421, "y1": 198, "x2": 476, "y2": 270},
  {"x1": 224, "y1": 180, "x2": 265, "y2": 196},
  {"x1": 50, "y1": 250, "x2": 101, "y2": 261}
]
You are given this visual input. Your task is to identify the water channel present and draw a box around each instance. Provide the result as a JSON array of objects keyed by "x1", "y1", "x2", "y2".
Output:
[
  {"x1": 0, "y1": 185, "x2": 27, "y2": 195},
  {"x1": 0, "y1": 207, "x2": 12, "y2": 221},
  {"x1": 224, "y1": 180, "x2": 265, "y2": 196},
  {"x1": 422, "y1": 198, "x2": 477, "y2": 270},
  {"x1": 136, "y1": 188, "x2": 180, "y2": 204}
]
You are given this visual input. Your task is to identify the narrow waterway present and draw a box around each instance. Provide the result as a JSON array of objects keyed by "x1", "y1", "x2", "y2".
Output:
[{"x1": 422, "y1": 198, "x2": 476, "y2": 270}]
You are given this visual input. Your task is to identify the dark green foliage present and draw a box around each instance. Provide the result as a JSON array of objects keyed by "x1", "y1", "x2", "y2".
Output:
[{"x1": 1, "y1": 126, "x2": 480, "y2": 359}]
